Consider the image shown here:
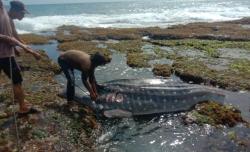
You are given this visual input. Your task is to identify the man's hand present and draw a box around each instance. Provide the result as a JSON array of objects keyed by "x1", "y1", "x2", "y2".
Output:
[
  {"x1": 22, "y1": 45, "x2": 42, "y2": 60},
  {"x1": 32, "y1": 51, "x2": 42, "y2": 60}
]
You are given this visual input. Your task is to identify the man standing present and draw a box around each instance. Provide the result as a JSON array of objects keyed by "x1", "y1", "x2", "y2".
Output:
[
  {"x1": 8, "y1": 0, "x2": 40, "y2": 56},
  {"x1": 0, "y1": 0, "x2": 40, "y2": 114}
]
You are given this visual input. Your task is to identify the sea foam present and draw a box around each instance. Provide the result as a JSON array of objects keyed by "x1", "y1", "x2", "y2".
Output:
[{"x1": 15, "y1": 3, "x2": 250, "y2": 33}]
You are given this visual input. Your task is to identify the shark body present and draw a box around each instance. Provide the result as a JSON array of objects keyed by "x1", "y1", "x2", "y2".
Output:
[{"x1": 63, "y1": 78, "x2": 225, "y2": 118}]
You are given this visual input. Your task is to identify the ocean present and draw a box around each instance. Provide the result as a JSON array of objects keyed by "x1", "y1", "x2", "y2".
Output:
[{"x1": 6, "y1": 0, "x2": 250, "y2": 33}]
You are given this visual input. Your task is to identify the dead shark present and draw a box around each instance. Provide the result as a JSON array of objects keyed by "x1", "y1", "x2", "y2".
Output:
[{"x1": 61, "y1": 78, "x2": 225, "y2": 118}]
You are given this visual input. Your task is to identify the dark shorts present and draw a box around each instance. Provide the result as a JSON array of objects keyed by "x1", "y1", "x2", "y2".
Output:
[
  {"x1": 0, "y1": 57, "x2": 23, "y2": 84},
  {"x1": 58, "y1": 57, "x2": 75, "y2": 101}
]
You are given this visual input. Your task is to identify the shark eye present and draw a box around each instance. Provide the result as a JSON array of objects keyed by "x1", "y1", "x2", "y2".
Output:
[{"x1": 115, "y1": 93, "x2": 124, "y2": 103}]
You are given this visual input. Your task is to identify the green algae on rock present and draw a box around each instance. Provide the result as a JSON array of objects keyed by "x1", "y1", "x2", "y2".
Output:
[
  {"x1": 183, "y1": 101, "x2": 247, "y2": 127},
  {"x1": 58, "y1": 40, "x2": 111, "y2": 59},
  {"x1": 173, "y1": 57, "x2": 217, "y2": 83},
  {"x1": 147, "y1": 18, "x2": 250, "y2": 41},
  {"x1": 55, "y1": 25, "x2": 84, "y2": 42},
  {"x1": 172, "y1": 56, "x2": 250, "y2": 91},
  {"x1": 127, "y1": 53, "x2": 151, "y2": 68},
  {"x1": 152, "y1": 64, "x2": 172, "y2": 77},
  {"x1": 55, "y1": 26, "x2": 141, "y2": 42},
  {"x1": 58, "y1": 40, "x2": 103, "y2": 52},
  {"x1": 149, "y1": 39, "x2": 250, "y2": 58},
  {"x1": 20, "y1": 34, "x2": 51, "y2": 45},
  {"x1": 230, "y1": 59, "x2": 250, "y2": 75},
  {"x1": 55, "y1": 17, "x2": 250, "y2": 43},
  {"x1": 107, "y1": 40, "x2": 144, "y2": 53}
]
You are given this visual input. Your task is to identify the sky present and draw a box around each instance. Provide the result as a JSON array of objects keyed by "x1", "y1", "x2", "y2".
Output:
[{"x1": 3, "y1": 0, "x2": 136, "y2": 5}]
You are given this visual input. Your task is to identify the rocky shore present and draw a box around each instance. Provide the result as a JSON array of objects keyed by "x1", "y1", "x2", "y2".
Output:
[{"x1": 1, "y1": 17, "x2": 250, "y2": 151}]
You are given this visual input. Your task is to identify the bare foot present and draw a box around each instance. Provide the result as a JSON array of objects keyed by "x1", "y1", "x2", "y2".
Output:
[
  {"x1": 19, "y1": 106, "x2": 31, "y2": 113},
  {"x1": 19, "y1": 100, "x2": 32, "y2": 113}
]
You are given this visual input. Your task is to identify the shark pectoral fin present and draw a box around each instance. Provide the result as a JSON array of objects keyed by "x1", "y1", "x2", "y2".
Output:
[{"x1": 103, "y1": 109, "x2": 132, "y2": 118}]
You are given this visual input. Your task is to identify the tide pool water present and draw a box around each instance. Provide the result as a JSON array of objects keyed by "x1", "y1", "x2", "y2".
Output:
[{"x1": 4, "y1": 0, "x2": 250, "y2": 33}]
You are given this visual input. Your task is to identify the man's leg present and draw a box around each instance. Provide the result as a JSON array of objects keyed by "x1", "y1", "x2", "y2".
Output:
[
  {"x1": 13, "y1": 83, "x2": 30, "y2": 113},
  {"x1": 3, "y1": 57, "x2": 30, "y2": 113},
  {"x1": 66, "y1": 69, "x2": 75, "y2": 102},
  {"x1": 58, "y1": 57, "x2": 75, "y2": 102}
]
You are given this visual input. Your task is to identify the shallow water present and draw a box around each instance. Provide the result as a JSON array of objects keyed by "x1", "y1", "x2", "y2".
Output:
[
  {"x1": 34, "y1": 43, "x2": 250, "y2": 152},
  {"x1": 96, "y1": 116, "x2": 250, "y2": 152}
]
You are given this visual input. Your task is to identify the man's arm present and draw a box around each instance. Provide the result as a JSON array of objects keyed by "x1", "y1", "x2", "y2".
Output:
[
  {"x1": 19, "y1": 45, "x2": 41, "y2": 60},
  {"x1": 89, "y1": 70, "x2": 98, "y2": 96},
  {"x1": 0, "y1": 34, "x2": 19, "y2": 44},
  {"x1": 81, "y1": 72, "x2": 97, "y2": 101},
  {"x1": 9, "y1": 19, "x2": 23, "y2": 43},
  {"x1": 9, "y1": 19, "x2": 41, "y2": 59},
  {"x1": 0, "y1": 34, "x2": 41, "y2": 59}
]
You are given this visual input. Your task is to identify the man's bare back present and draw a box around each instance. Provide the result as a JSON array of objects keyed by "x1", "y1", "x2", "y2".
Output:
[{"x1": 59, "y1": 50, "x2": 91, "y2": 72}]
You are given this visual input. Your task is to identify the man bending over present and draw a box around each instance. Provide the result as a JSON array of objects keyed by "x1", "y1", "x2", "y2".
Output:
[{"x1": 58, "y1": 50, "x2": 111, "y2": 102}]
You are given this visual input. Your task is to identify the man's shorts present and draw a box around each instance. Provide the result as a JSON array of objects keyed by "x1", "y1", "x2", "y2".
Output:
[{"x1": 0, "y1": 57, "x2": 23, "y2": 84}]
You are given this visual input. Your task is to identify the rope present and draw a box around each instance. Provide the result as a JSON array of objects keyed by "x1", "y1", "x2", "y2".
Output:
[
  {"x1": 59, "y1": 73, "x2": 90, "y2": 96},
  {"x1": 75, "y1": 83, "x2": 89, "y2": 96},
  {"x1": 9, "y1": 57, "x2": 21, "y2": 152}
]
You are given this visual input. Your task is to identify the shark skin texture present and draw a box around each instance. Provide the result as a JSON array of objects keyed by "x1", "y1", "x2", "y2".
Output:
[{"x1": 61, "y1": 78, "x2": 225, "y2": 118}]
